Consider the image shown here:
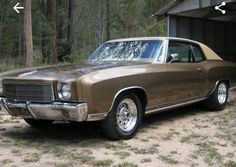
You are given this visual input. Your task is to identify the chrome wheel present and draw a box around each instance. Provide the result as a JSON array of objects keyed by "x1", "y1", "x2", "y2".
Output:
[
  {"x1": 218, "y1": 83, "x2": 227, "y2": 104},
  {"x1": 116, "y1": 98, "x2": 138, "y2": 132}
]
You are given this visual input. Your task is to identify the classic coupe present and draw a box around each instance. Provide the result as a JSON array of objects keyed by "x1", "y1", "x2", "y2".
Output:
[{"x1": 0, "y1": 37, "x2": 236, "y2": 139}]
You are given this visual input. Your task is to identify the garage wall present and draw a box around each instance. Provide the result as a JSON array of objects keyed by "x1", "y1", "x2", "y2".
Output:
[{"x1": 168, "y1": 15, "x2": 236, "y2": 62}]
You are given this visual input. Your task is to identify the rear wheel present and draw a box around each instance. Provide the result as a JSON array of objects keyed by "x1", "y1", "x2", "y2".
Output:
[
  {"x1": 204, "y1": 81, "x2": 229, "y2": 111},
  {"x1": 101, "y1": 93, "x2": 144, "y2": 140},
  {"x1": 24, "y1": 118, "x2": 53, "y2": 127}
]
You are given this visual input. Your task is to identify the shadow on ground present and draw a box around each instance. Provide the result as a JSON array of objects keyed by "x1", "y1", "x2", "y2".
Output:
[{"x1": 1, "y1": 102, "x2": 210, "y2": 145}]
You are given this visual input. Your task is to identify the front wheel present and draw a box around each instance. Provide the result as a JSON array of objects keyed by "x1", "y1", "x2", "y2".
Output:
[
  {"x1": 101, "y1": 93, "x2": 144, "y2": 140},
  {"x1": 203, "y1": 81, "x2": 229, "y2": 111},
  {"x1": 24, "y1": 118, "x2": 54, "y2": 127}
]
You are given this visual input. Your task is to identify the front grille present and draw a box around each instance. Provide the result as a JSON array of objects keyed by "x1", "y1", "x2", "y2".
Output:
[{"x1": 3, "y1": 80, "x2": 54, "y2": 102}]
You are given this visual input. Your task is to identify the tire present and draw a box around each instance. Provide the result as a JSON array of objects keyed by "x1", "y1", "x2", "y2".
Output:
[
  {"x1": 101, "y1": 93, "x2": 144, "y2": 140},
  {"x1": 24, "y1": 118, "x2": 53, "y2": 127},
  {"x1": 203, "y1": 81, "x2": 229, "y2": 111}
]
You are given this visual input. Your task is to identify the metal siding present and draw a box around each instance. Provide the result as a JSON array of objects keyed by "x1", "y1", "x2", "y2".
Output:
[
  {"x1": 191, "y1": 19, "x2": 203, "y2": 42},
  {"x1": 178, "y1": 17, "x2": 190, "y2": 38},
  {"x1": 168, "y1": 15, "x2": 177, "y2": 37},
  {"x1": 168, "y1": 15, "x2": 236, "y2": 61},
  {"x1": 205, "y1": 21, "x2": 215, "y2": 50}
]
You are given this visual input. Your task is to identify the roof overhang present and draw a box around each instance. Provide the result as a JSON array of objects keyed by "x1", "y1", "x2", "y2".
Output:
[{"x1": 153, "y1": 0, "x2": 236, "y2": 23}]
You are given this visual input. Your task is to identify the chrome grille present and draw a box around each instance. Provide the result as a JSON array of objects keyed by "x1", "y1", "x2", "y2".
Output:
[{"x1": 3, "y1": 80, "x2": 53, "y2": 102}]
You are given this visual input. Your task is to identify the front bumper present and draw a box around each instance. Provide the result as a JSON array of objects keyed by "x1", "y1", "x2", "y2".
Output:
[{"x1": 0, "y1": 97, "x2": 88, "y2": 122}]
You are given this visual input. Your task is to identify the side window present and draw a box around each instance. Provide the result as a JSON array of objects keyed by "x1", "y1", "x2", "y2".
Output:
[
  {"x1": 191, "y1": 44, "x2": 205, "y2": 62},
  {"x1": 167, "y1": 41, "x2": 194, "y2": 63}
]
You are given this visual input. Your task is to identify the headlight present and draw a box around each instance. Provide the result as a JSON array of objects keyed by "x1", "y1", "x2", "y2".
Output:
[{"x1": 57, "y1": 83, "x2": 71, "y2": 100}]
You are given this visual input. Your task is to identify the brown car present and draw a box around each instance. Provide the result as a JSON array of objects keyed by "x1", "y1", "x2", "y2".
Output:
[{"x1": 0, "y1": 37, "x2": 236, "y2": 139}]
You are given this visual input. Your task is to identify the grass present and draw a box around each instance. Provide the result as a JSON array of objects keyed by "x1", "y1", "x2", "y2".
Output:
[
  {"x1": 0, "y1": 57, "x2": 23, "y2": 73},
  {"x1": 55, "y1": 162, "x2": 73, "y2": 167},
  {"x1": 76, "y1": 154, "x2": 95, "y2": 164},
  {"x1": 1, "y1": 159, "x2": 13, "y2": 164},
  {"x1": 117, "y1": 162, "x2": 138, "y2": 167},
  {"x1": 104, "y1": 143, "x2": 118, "y2": 150},
  {"x1": 130, "y1": 145, "x2": 158, "y2": 154},
  {"x1": 161, "y1": 129, "x2": 179, "y2": 140},
  {"x1": 50, "y1": 145, "x2": 66, "y2": 157},
  {"x1": 11, "y1": 148, "x2": 21, "y2": 155},
  {"x1": 224, "y1": 160, "x2": 236, "y2": 167},
  {"x1": 159, "y1": 155, "x2": 178, "y2": 164},
  {"x1": 23, "y1": 153, "x2": 40, "y2": 162},
  {"x1": 92, "y1": 159, "x2": 113, "y2": 167},
  {"x1": 181, "y1": 133, "x2": 200, "y2": 143},
  {"x1": 198, "y1": 143, "x2": 223, "y2": 166},
  {"x1": 141, "y1": 158, "x2": 152, "y2": 163},
  {"x1": 114, "y1": 151, "x2": 130, "y2": 159}
]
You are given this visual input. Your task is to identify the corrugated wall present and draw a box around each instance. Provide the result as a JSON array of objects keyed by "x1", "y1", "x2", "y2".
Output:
[{"x1": 168, "y1": 15, "x2": 236, "y2": 62}]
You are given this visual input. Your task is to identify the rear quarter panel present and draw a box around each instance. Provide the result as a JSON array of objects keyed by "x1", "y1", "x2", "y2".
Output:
[{"x1": 203, "y1": 60, "x2": 236, "y2": 93}]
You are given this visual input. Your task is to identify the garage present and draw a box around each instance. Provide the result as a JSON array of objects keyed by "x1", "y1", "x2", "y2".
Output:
[{"x1": 153, "y1": 0, "x2": 236, "y2": 62}]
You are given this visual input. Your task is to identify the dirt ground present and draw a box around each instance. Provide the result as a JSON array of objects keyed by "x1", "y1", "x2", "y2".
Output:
[{"x1": 0, "y1": 89, "x2": 235, "y2": 167}]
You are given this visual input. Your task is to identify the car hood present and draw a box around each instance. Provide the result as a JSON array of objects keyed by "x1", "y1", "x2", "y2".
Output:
[{"x1": 1, "y1": 62, "x2": 148, "y2": 82}]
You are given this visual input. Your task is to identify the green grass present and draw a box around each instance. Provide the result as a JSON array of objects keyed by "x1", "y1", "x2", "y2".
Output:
[
  {"x1": 114, "y1": 151, "x2": 130, "y2": 159},
  {"x1": 159, "y1": 155, "x2": 178, "y2": 164},
  {"x1": 92, "y1": 159, "x2": 113, "y2": 167},
  {"x1": 117, "y1": 162, "x2": 138, "y2": 167},
  {"x1": 198, "y1": 143, "x2": 223, "y2": 165},
  {"x1": 54, "y1": 162, "x2": 73, "y2": 167},
  {"x1": 23, "y1": 153, "x2": 40, "y2": 162},
  {"x1": 130, "y1": 146, "x2": 158, "y2": 154},
  {"x1": 0, "y1": 57, "x2": 23, "y2": 73},
  {"x1": 224, "y1": 160, "x2": 236, "y2": 167},
  {"x1": 181, "y1": 133, "x2": 200, "y2": 143},
  {"x1": 51, "y1": 145, "x2": 66, "y2": 157},
  {"x1": 11, "y1": 148, "x2": 21, "y2": 155}
]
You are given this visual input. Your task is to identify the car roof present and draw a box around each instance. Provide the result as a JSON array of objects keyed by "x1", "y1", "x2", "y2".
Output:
[{"x1": 107, "y1": 37, "x2": 200, "y2": 44}]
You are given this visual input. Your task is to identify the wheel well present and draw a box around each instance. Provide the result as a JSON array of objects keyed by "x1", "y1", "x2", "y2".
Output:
[
  {"x1": 219, "y1": 80, "x2": 231, "y2": 88},
  {"x1": 127, "y1": 88, "x2": 148, "y2": 111},
  {"x1": 113, "y1": 88, "x2": 148, "y2": 112}
]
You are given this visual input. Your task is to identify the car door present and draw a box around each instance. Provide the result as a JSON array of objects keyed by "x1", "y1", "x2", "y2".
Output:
[{"x1": 161, "y1": 40, "x2": 207, "y2": 104}]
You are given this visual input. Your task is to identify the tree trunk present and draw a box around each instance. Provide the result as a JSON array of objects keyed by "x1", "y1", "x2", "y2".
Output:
[
  {"x1": 106, "y1": 0, "x2": 111, "y2": 40},
  {"x1": 24, "y1": 0, "x2": 33, "y2": 67},
  {"x1": 41, "y1": 0, "x2": 47, "y2": 63},
  {"x1": 48, "y1": 0, "x2": 58, "y2": 64}
]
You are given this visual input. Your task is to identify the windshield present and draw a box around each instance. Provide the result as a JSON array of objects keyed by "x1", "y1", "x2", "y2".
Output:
[{"x1": 87, "y1": 40, "x2": 164, "y2": 63}]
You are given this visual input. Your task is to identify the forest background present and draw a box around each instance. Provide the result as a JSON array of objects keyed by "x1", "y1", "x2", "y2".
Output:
[{"x1": 0, "y1": 0, "x2": 171, "y2": 72}]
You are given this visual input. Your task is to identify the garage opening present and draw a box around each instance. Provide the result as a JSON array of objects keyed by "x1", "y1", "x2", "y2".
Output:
[{"x1": 153, "y1": 0, "x2": 236, "y2": 62}]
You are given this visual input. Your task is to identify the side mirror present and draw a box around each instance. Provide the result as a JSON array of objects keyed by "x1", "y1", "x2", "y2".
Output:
[{"x1": 169, "y1": 53, "x2": 180, "y2": 63}]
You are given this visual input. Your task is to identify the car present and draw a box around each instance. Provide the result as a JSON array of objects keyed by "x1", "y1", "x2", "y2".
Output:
[{"x1": 0, "y1": 37, "x2": 236, "y2": 140}]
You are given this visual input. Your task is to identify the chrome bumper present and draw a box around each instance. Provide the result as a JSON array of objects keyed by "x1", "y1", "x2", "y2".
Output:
[{"x1": 0, "y1": 97, "x2": 88, "y2": 122}]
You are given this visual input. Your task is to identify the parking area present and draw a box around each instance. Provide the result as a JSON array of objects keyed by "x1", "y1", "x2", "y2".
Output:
[{"x1": 0, "y1": 89, "x2": 235, "y2": 167}]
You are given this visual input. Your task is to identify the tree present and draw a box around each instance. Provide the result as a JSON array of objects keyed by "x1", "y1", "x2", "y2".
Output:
[
  {"x1": 48, "y1": 0, "x2": 57, "y2": 64},
  {"x1": 24, "y1": 0, "x2": 33, "y2": 67},
  {"x1": 106, "y1": 0, "x2": 111, "y2": 40}
]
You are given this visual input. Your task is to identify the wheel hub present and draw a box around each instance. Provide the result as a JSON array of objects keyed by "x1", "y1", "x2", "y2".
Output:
[
  {"x1": 217, "y1": 83, "x2": 227, "y2": 104},
  {"x1": 116, "y1": 99, "x2": 138, "y2": 132}
]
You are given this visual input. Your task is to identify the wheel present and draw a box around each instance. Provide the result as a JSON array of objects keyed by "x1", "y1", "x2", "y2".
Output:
[
  {"x1": 203, "y1": 81, "x2": 229, "y2": 111},
  {"x1": 24, "y1": 118, "x2": 53, "y2": 127},
  {"x1": 101, "y1": 93, "x2": 144, "y2": 140}
]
